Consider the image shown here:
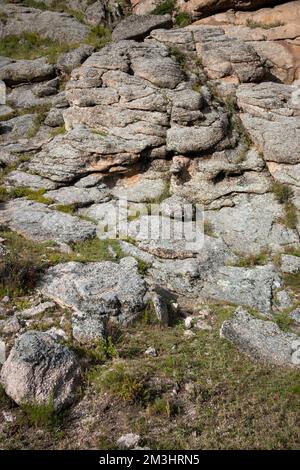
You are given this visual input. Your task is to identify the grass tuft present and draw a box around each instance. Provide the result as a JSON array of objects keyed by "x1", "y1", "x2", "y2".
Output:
[{"x1": 0, "y1": 32, "x2": 73, "y2": 63}]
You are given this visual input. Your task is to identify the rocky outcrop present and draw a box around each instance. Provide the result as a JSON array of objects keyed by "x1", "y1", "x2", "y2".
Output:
[
  {"x1": 195, "y1": 1, "x2": 300, "y2": 83},
  {"x1": 221, "y1": 307, "x2": 300, "y2": 366},
  {"x1": 132, "y1": 0, "x2": 282, "y2": 18},
  {"x1": 0, "y1": 331, "x2": 81, "y2": 409}
]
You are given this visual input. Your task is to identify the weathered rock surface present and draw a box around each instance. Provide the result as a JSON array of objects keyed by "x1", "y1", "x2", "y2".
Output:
[
  {"x1": 221, "y1": 308, "x2": 300, "y2": 366},
  {"x1": 4, "y1": 170, "x2": 58, "y2": 190},
  {"x1": 194, "y1": 1, "x2": 300, "y2": 82},
  {"x1": 203, "y1": 264, "x2": 282, "y2": 314},
  {"x1": 281, "y1": 254, "x2": 300, "y2": 273},
  {"x1": 205, "y1": 194, "x2": 299, "y2": 254},
  {"x1": 0, "y1": 57, "x2": 55, "y2": 85},
  {"x1": 0, "y1": 199, "x2": 96, "y2": 243},
  {"x1": 57, "y1": 45, "x2": 95, "y2": 75},
  {"x1": 192, "y1": 26, "x2": 266, "y2": 82},
  {"x1": 0, "y1": 4, "x2": 90, "y2": 43},
  {"x1": 237, "y1": 83, "x2": 300, "y2": 164},
  {"x1": 112, "y1": 14, "x2": 172, "y2": 41},
  {"x1": 0, "y1": 331, "x2": 81, "y2": 408},
  {"x1": 38, "y1": 258, "x2": 147, "y2": 340}
]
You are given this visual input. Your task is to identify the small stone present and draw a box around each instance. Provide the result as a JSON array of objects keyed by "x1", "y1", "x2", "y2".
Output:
[
  {"x1": 194, "y1": 320, "x2": 212, "y2": 331},
  {"x1": 2, "y1": 316, "x2": 24, "y2": 334},
  {"x1": 150, "y1": 292, "x2": 169, "y2": 325},
  {"x1": 291, "y1": 340, "x2": 300, "y2": 352},
  {"x1": 184, "y1": 316, "x2": 193, "y2": 329},
  {"x1": 144, "y1": 347, "x2": 157, "y2": 357},
  {"x1": 1, "y1": 296, "x2": 10, "y2": 304},
  {"x1": 289, "y1": 308, "x2": 300, "y2": 324},
  {"x1": 2, "y1": 411, "x2": 15, "y2": 423},
  {"x1": 291, "y1": 349, "x2": 300, "y2": 365},
  {"x1": 117, "y1": 433, "x2": 140, "y2": 450},
  {"x1": 46, "y1": 327, "x2": 68, "y2": 342}
]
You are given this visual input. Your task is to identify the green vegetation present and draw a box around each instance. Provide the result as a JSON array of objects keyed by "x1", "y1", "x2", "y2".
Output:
[
  {"x1": 272, "y1": 182, "x2": 298, "y2": 229},
  {"x1": 21, "y1": 399, "x2": 62, "y2": 430},
  {"x1": 169, "y1": 47, "x2": 186, "y2": 66},
  {"x1": 175, "y1": 12, "x2": 192, "y2": 27},
  {"x1": 246, "y1": 19, "x2": 284, "y2": 30},
  {"x1": 0, "y1": 227, "x2": 125, "y2": 297},
  {"x1": 89, "y1": 363, "x2": 150, "y2": 405},
  {"x1": 231, "y1": 250, "x2": 270, "y2": 268},
  {"x1": 151, "y1": 0, "x2": 176, "y2": 15},
  {"x1": 203, "y1": 220, "x2": 215, "y2": 237},
  {"x1": 1, "y1": 302, "x2": 300, "y2": 448},
  {"x1": 50, "y1": 125, "x2": 66, "y2": 137},
  {"x1": 0, "y1": 231, "x2": 45, "y2": 297},
  {"x1": 0, "y1": 384, "x2": 13, "y2": 408},
  {"x1": 86, "y1": 25, "x2": 112, "y2": 50},
  {"x1": 272, "y1": 182, "x2": 293, "y2": 204},
  {"x1": 0, "y1": 32, "x2": 72, "y2": 63},
  {"x1": 0, "y1": 186, "x2": 53, "y2": 205},
  {"x1": 147, "y1": 397, "x2": 179, "y2": 417},
  {"x1": 283, "y1": 202, "x2": 298, "y2": 230},
  {"x1": 22, "y1": 0, "x2": 86, "y2": 23}
]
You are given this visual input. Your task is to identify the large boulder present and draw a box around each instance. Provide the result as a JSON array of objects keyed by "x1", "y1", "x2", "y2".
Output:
[
  {"x1": 0, "y1": 331, "x2": 81, "y2": 409},
  {"x1": 221, "y1": 308, "x2": 300, "y2": 367}
]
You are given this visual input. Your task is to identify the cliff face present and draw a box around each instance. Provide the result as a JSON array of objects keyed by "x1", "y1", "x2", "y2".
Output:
[{"x1": 0, "y1": 1, "x2": 300, "y2": 450}]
